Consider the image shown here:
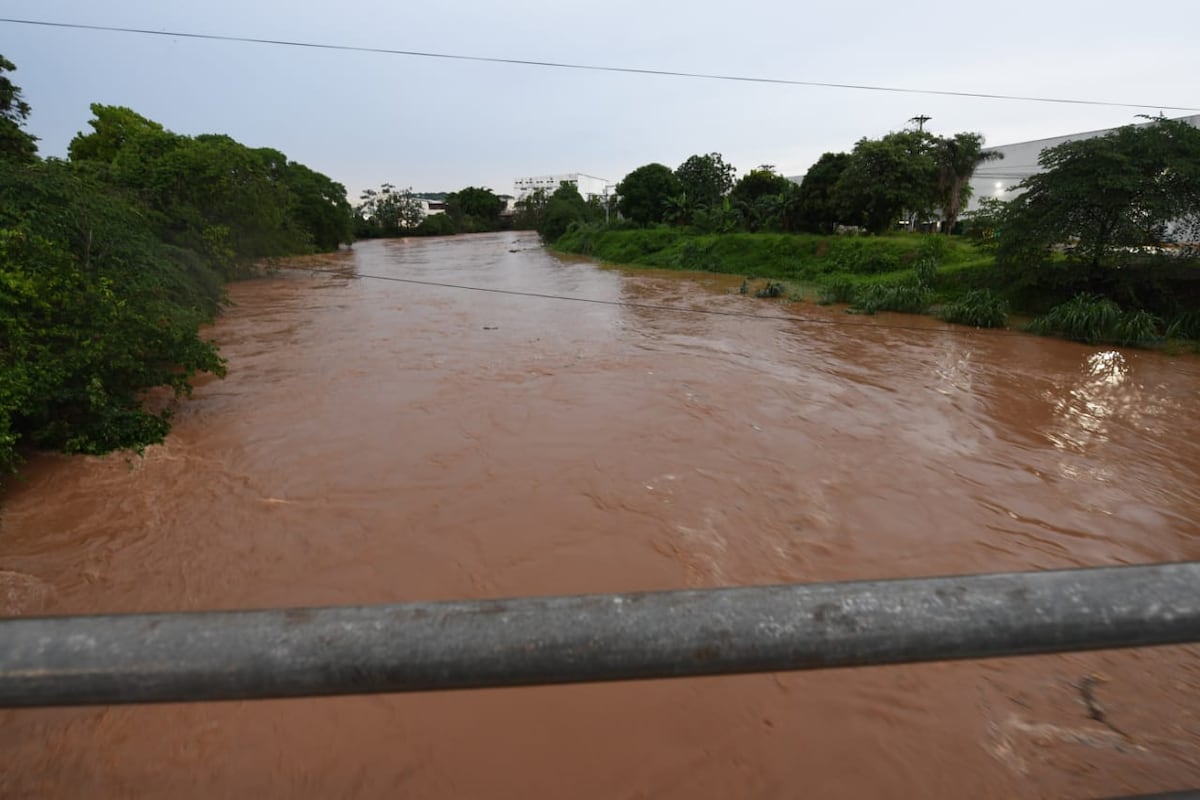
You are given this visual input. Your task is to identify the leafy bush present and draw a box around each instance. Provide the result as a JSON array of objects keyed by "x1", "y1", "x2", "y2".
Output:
[
  {"x1": 936, "y1": 289, "x2": 1009, "y2": 328},
  {"x1": 853, "y1": 282, "x2": 932, "y2": 315},
  {"x1": 1114, "y1": 309, "x2": 1161, "y2": 346},
  {"x1": 1026, "y1": 294, "x2": 1122, "y2": 343},
  {"x1": 817, "y1": 277, "x2": 857, "y2": 305},
  {"x1": 1166, "y1": 311, "x2": 1200, "y2": 340},
  {"x1": 912, "y1": 257, "x2": 939, "y2": 289},
  {"x1": 413, "y1": 213, "x2": 457, "y2": 236}
]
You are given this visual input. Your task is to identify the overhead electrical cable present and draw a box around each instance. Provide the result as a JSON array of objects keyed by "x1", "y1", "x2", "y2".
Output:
[{"x1": 3, "y1": 17, "x2": 1198, "y2": 112}]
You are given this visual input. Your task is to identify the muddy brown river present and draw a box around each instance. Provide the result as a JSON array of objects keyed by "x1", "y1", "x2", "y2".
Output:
[{"x1": 1, "y1": 232, "x2": 1199, "y2": 798}]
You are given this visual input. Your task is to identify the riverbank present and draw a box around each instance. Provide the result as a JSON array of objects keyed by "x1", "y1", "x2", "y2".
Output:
[{"x1": 553, "y1": 227, "x2": 1200, "y2": 349}]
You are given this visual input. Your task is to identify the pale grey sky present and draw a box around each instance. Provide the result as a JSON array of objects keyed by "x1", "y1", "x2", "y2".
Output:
[{"x1": 3, "y1": 1, "x2": 1197, "y2": 201}]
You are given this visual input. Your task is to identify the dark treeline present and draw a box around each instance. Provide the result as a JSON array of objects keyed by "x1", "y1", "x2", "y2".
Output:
[
  {"x1": 605, "y1": 136, "x2": 997, "y2": 238},
  {"x1": 0, "y1": 55, "x2": 353, "y2": 476}
]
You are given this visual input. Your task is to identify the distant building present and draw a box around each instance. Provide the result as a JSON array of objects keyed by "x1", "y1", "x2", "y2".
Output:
[
  {"x1": 514, "y1": 173, "x2": 611, "y2": 202},
  {"x1": 968, "y1": 114, "x2": 1200, "y2": 211}
]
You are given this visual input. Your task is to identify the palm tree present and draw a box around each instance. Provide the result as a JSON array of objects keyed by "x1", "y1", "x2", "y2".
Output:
[{"x1": 936, "y1": 133, "x2": 1003, "y2": 234}]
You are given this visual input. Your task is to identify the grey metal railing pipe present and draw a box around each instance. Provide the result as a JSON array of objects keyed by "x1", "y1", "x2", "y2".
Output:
[{"x1": 1, "y1": 563, "x2": 1198, "y2": 707}]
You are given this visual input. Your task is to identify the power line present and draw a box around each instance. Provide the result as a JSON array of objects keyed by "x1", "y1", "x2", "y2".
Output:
[
  {"x1": 4, "y1": 17, "x2": 1198, "y2": 113},
  {"x1": 287, "y1": 264, "x2": 1025, "y2": 338}
]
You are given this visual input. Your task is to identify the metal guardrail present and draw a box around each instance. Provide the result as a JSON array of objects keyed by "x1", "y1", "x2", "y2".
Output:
[{"x1": 0, "y1": 563, "x2": 1198, "y2": 707}]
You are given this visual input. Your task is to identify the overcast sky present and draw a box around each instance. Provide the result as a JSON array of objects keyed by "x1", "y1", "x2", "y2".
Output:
[{"x1": 3, "y1": 1, "x2": 1197, "y2": 200}]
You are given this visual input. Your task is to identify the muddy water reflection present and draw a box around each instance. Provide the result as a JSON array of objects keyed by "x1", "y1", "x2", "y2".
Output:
[{"x1": 2, "y1": 233, "x2": 1199, "y2": 798}]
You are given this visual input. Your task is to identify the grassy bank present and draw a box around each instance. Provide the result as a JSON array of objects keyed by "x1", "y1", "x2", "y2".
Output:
[
  {"x1": 553, "y1": 226, "x2": 1200, "y2": 348},
  {"x1": 554, "y1": 226, "x2": 1000, "y2": 312},
  {"x1": 555, "y1": 227, "x2": 991, "y2": 286}
]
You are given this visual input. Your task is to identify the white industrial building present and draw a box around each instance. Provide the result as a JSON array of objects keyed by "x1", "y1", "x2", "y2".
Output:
[
  {"x1": 513, "y1": 173, "x2": 611, "y2": 201},
  {"x1": 968, "y1": 114, "x2": 1200, "y2": 211}
]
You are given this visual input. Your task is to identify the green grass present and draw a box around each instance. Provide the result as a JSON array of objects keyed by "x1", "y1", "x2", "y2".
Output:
[
  {"x1": 1026, "y1": 294, "x2": 1122, "y2": 344},
  {"x1": 1166, "y1": 311, "x2": 1200, "y2": 340},
  {"x1": 1114, "y1": 309, "x2": 1161, "y2": 346},
  {"x1": 935, "y1": 289, "x2": 1009, "y2": 328},
  {"x1": 817, "y1": 277, "x2": 858, "y2": 305},
  {"x1": 1025, "y1": 293, "x2": 1168, "y2": 347},
  {"x1": 852, "y1": 282, "x2": 933, "y2": 315},
  {"x1": 554, "y1": 227, "x2": 990, "y2": 283}
]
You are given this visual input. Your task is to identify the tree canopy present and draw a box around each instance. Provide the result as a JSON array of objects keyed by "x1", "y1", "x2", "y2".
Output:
[
  {"x1": 69, "y1": 104, "x2": 353, "y2": 263},
  {"x1": 0, "y1": 55, "x2": 37, "y2": 163},
  {"x1": 999, "y1": 117, "x2": 1200, "y2": 269},
  {"x1": 793, "y1": 152, "x2": 850, "y2": 233},
  {"x1": 446, "y1": 186, "x2": 504, "y2": 232},
  {"x1": 675, "y1": 152, "x2": 736, "y2": 209},
  {"x1": 616, "y1": 163, "x2": 680, "y2": 225},
  {"x1": 0, "y1": 54, "x2": 351, "y2": 477},
  {"x1": 537, "y1": 181, "x2": 597, "y2": 242},
  {"x1": 834, "y1": 131, "x2": 938, "y2": 233}
]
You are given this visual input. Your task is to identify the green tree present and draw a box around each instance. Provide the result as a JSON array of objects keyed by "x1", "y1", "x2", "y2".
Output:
[
  {"x1": 674, "y1": 152, "x2": 736, "y2": 210},
  {"x1": 356, "y1": 184, "x2": 424, "y2": 237},
  {"x1": 934, "y1": 132, "x2": 1002, "y2": 234},
  {"x1": 513, "y1": 188, "x2": 549, "y2": 230},
  {"x1": 730, "y1": 166, "x2": 793, "y2": 232},
  {"x1": 283, "y1": 162, "x2": 353, "y2": 250},
  {"x1": 730, "y1": 166, "x2": 792, "y2": 205},
  {"x1": 70, "y1": 105, "x2": 347, "y2": 259},
  {"x1": 791, "y1": 152, "x2": 850, "y2": 232},
  {"x1": 538, "y1": 181, "x2": 594, "y2": 242},
  {"x1": 0, "y1": 54, "x2": 37, "y2": 163},
  {"x1": 446, "y1": 186, "x2": 503, "y2": 232},
  {"x1": 0, "y1": 160, "x2": 226, "y2": 472},
  {"x1": 68, "y1": 104, "x2": 172, "y2": 164},
  {"x1": 835, "y1": 132, "x2": 938, "y2": 233},
  {"x1": 999, "y1": 117, "x2": 1200, "y2": 269},
  {"x1": 616, "y1": 163, "x2": 681, "y2": 225},
  {"x1": 662, "y1": 193, "x2": 695, "y2": 226}
]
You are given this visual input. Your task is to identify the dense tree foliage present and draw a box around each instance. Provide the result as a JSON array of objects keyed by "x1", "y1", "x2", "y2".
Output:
[
  {"x1": 0, "y1": 55, "x2": 37, "y2": 163},
  {"x1": 0, "y1": 160, "x2": 226, "y2": 473},
  {"x1": 446, "y1": 186, "x2": 505, "y2": 232},
  {"x1": 729, "y1": 166, "x2": 795, "y2": 233},
  {"x1": 355, "y1": 184, "x2": 424, "y2": 238},
  {"x1": 834, "y1": 131, "x2": 939, "y2": 233},
  {"x1": 536, "y1": 182, "x2": 598, "y2": 242},
  {"x1": 0, "y1": 56, "x2": 350, "y2": 476},
  {"x1": 674, "y1": 153, "x2": 736, "y2": 210},
  {"x1": 513, "y1": 188, "x2": 549, "y2": 231},
  {"x1": 730, "y1": 166, "x2": 792, "y2": 205},
  {"x1": 69, "y1": 104, "x2": 353, "y2": 263},
  {"x1": 616, "y1": 163, "x2": 680, "y2": 225},
  {"x1": 793, "y1": 152, "x2": 850, "y2": 233},
  {"x1": 999, "y1": 117, "x2": 1200, "y2": 269}
]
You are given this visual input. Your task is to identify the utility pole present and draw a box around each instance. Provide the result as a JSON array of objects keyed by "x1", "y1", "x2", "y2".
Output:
[{"x1": 909, "y1": 115, "x2": 932, "y2": 133}]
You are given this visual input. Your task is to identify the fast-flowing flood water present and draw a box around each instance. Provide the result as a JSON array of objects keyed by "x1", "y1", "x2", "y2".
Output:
[{"x1": 2, "y1": 232, "x2": 1199, "y2": 798}]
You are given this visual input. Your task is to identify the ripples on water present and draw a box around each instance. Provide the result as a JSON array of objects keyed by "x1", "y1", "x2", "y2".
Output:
[{"x1": 1, "y1": 233, "x2": 1198, "y2": 798}]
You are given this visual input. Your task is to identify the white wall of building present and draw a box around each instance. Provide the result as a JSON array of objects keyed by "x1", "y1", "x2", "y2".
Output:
[
  {"x1": 514, "y1": 173, "x2": 611, "y2": 201},
  {"x1": 967, "y1": 114, "x2": 1200, "y2": 212}
]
